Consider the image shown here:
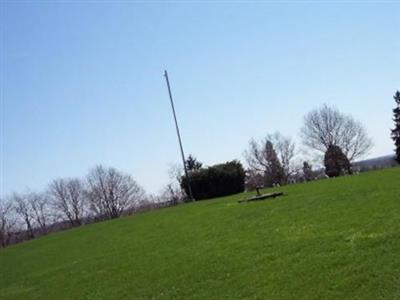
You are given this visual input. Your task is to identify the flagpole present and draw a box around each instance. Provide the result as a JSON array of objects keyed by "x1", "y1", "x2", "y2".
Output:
[{"x1": 163, "y1": 70, "x2": 194, "y2": 201}]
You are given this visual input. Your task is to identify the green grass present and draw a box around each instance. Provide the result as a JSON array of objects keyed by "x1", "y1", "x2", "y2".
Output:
[{"x1": 1, "y1": 168, "x2": 400, "y2": 300}]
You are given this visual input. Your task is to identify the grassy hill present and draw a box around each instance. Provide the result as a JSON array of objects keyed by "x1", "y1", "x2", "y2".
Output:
[{"x1": 1, "y1": 168, "x2": 400, "y2": 300}]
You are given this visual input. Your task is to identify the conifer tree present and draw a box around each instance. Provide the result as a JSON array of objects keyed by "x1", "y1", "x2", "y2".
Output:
[
  {"x1": 324, "y1": 145, "x2": 351, "y2": 177},
  {"x1": 186, "y1": 155, "x2": 203, "y2": 171},
  {"x1": 391, "y1": 91, "x2": 400, "y2": 163},
  {"x1": 265, "y1": 141, "x2": 285, "y2": 185}
]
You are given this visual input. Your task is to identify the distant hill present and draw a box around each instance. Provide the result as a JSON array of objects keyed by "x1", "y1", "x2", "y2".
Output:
[{"x1": 353, "y1": 154, "x2": 398, "y2": 171}]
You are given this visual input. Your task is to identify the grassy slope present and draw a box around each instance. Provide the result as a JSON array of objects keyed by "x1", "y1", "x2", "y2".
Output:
[{"x1": 1, "y1": 168, "x2": 400, "y2": 300}]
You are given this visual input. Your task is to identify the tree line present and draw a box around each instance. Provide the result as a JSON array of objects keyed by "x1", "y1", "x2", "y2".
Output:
[
  {"x1": 0, "y1": 165, "x2": 154, "y2": 247},
  {"x1": 181, "y1": 96, "x2": 399, "y2": 191},
  {"x1": 244, "y1": 91, "x2": 399, "y2": 187},
  {"x1": 241, "y1": 102, "x2": 374, "y2": 188},
  {"x1": 2, "y1": 92, "x2": 399, "y2": 248},
  {"x1": 392, "y1": 91, "x2": 400, "y2": 163}
]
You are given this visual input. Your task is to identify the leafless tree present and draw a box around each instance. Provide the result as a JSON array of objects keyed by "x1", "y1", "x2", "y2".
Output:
[
  {"x1": 244, "y1": 169, "x2": 265, "y2": 191},
  {"x1": 12, "y1": 192, "x2": 35, "y2": 239},
  {"x1": 274, "y1": 133, "x2": 297, "y2": 180},
  {"x1": 167, "y1": 163, "x2": 184, "y2": 183},
  {"x1": 28, "y1": 192, "x2": 50, "y2": 234},
  {"x1": 166, "y1": 163, "x2": 190, "y2": 201},
  {"x1": 160, "y1": 183, "x2": 185, "y2": 205},
  {"x1": 86, "y1": 165, "x2": 145, "y2": 219},
  {"x1": 0, "y1": 198, "x2": 16, "y2": 247},
  {"x1": 300, "y1": 104, "x2": 373, "y2": 161},
  {"x1": 244, "y1": 132, "x2": 297, "y2": 184},
  {"x1": 49, "y1": 178, "x2": 86, "y2": 226}
]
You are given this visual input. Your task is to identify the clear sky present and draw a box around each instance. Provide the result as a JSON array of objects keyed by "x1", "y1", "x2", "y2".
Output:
[{"x1": 1, "y1": 1, "x2": 399, "y2": 196}]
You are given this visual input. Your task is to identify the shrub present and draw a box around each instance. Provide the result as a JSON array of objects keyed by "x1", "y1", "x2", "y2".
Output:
[{"x1": 181, "y1": 160, "x2": 245, "y2": 200}]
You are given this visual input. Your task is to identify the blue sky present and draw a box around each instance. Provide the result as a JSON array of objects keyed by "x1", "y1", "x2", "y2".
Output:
[{"x1": 1, "y1": 1, "x2": 399, "y2": 196}]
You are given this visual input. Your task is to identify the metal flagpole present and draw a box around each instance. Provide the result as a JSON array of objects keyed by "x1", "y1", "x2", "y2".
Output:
[{"x1": 163, "y1": 70, "x2": 194, "y2": 201}]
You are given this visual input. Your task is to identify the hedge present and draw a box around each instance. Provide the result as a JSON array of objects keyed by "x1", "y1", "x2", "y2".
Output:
[{"x1": 181, "y1": 160, "x2": 245, "y2": 200}]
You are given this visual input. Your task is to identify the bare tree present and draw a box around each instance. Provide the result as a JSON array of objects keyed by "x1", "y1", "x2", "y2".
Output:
[
  {"x1": 86, "y1": 165, "x2": 145, "y2": 219},
  {"x1": 0, "y1": 198, "x2": 16, "y2": 247},
  {"x1": 12, "y1": 192, "x2": 35, "y2": 239},
  {"x1": 244, "y1": 169, "x2": 265, "y2": 191},
  {"x1": 165, "y1": 163, "x2": 191, "y2": 201},
  {"x1": 28, "y1": 192, "x2": 50, "y2": 234},
  {"x1": 244, "y1": 132, "x2": 297, "y2": 185},
  {"x1": 274, "y1": 133, "x2": 296, "y2": 181},
  {"x1": 161, "y1": 183, "x2": 185, "y2": 205},
  {"x1": 167, "y1": 163, "x2": 184, "y2": 184},
  {"x1": 301, "y1": 104, "x2": 373, "y2": 161},
  {"x1": 49, "y1": 178, "x2": 85, "y2": 226}
]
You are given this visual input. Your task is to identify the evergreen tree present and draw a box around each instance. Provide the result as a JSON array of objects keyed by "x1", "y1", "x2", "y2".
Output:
[
  {"x1": 264, "y1": 141, "x2": 285, "y2": 185},
  {"x1": 324, "y1": 145, "x2": 351, "y2": 177},
  {"x1": 391, "y1": 91, "x2": 400, "y2": 163},
  {"x1": 186, "y1": 155, "x2": 203, "y2": 171}
]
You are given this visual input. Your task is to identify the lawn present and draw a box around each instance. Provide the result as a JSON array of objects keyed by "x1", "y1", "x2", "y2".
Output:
[{"x1": 1, "y1": 168, "x2": 400, "y2": 299}]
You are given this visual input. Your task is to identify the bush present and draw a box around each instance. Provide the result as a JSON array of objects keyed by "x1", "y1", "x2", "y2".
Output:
[{"x1": 181, "y1": 160, "x2": 245, "y2": 200}]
